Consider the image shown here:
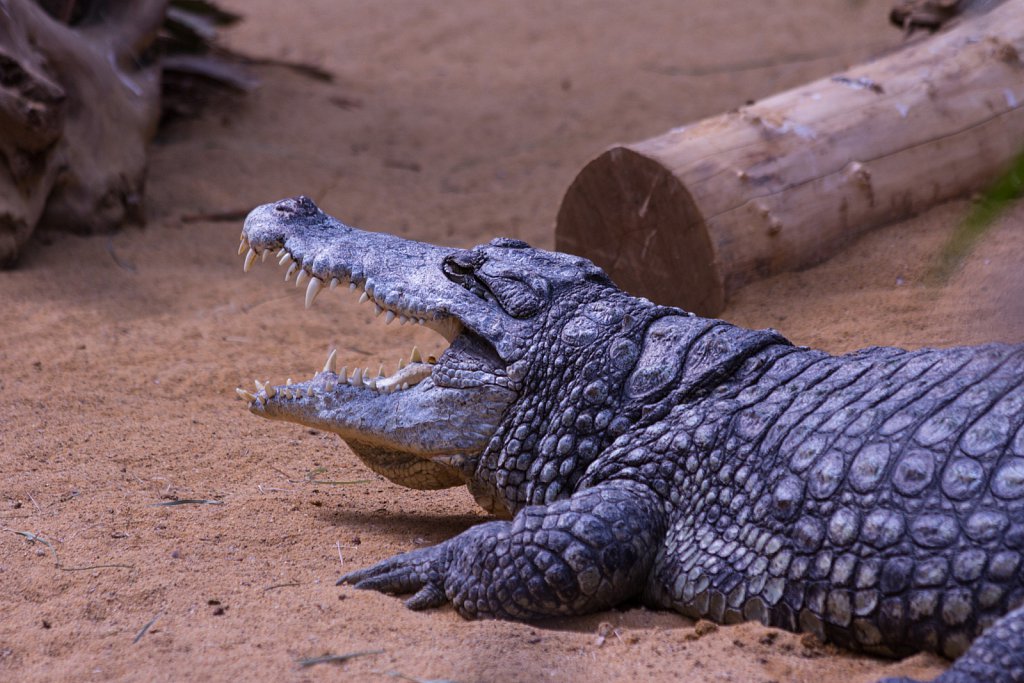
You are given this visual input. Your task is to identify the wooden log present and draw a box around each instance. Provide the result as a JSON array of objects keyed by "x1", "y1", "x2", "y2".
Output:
[{"x1": 555, "y1": 0, "x2": 1024, "y2": 316}]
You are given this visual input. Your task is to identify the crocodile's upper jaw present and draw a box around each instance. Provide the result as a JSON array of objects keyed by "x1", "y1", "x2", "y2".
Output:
[{"x1": 236, "y1": 196, "x2": 521, "y2": 490}]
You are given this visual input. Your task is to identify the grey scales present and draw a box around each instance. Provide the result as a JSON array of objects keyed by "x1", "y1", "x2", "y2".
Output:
[{"x1": 236, "y1": 196, "x2": 1024, "y2": 683}]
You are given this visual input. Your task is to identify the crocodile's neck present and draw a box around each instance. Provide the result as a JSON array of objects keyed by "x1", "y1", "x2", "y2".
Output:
[{"x1": 471, "y1": 290, "x2": 791, "y2": 516}]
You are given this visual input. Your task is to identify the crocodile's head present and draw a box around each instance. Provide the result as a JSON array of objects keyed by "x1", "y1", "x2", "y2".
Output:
[{"x1": 237, "y1": 196, "x2": 614, "y2": 509}]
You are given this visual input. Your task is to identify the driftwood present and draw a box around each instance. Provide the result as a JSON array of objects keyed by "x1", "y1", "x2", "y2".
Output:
[
  {"x1": 0, "y1": 1, "x2": 167, "y2": 266},
  {"x1": 556, "y1": 0, "x2": 1024, "y2": 316},
  {"x1": 0, "y1": 0, "x2": 257, "y2": 267}
]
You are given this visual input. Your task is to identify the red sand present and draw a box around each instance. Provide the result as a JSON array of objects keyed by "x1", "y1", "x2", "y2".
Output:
[{"x1": 2, "y1": 2, "x2": 1021, "y2": 681}]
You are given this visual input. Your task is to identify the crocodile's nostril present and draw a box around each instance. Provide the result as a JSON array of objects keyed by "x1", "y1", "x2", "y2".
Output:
[
  {"x1": 275, "y1": 195, "x2": 319, "y2": 216},
  {"x1": 274, "y1": 198, "x2": 298, "y2": 215}
]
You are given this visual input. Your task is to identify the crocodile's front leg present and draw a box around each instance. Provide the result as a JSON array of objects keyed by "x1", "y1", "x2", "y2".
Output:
[{"x1": 339, "y1": 479, "x2": 665, "y2": 619}]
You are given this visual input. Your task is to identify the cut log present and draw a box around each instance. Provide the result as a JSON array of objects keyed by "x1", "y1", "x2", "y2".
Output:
[{"x1": 556, "y1": 0, "x2": 1024, "y2": 316}]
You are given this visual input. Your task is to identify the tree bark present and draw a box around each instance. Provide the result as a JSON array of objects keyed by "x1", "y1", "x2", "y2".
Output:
[{"x1": 556, "y1": 0, "x2": 1024, "y2": 316}]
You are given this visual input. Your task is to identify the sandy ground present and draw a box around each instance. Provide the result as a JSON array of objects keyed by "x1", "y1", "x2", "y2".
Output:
[{"x1": 2, "y1": 1, "x2": 1023, "y2": 681}]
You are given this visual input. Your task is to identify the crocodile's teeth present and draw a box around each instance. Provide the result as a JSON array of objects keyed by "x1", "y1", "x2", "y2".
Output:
[
  {"x1": 325, "y1": 379, "x2": 335, "y2": 391},
  {"x1": 358, "y1": 292, "x2": 370, "y2": 304},
  {"x1": 349, "y1": 282, "x2": 357, "y2": 292},
  {"x1": 377, "y1": 364, "x2": 385, "y2": 378},
  {"x1": 365, "y1": 278, "x2": 375, "y2": 295},
  {"x1": 238, "y1": 240, "x2": 248, "y2": 256},
  {"x1": 236, "y1": 388, "x2": 256, "y2": 402},
  {"x1": 397, "y1": 357, "x2": 406, "y2": 370},
  {"x1": 329, "y1": 278, "x2": 339, "y2": 290},
  {"x1": 306, "y1": 386, "x2": 314, "y2": 397},
  {"x1": 384, "y1": 311, "x2": 396, "y2": 325},
  {"x1": 350, "y1": 367, "x2": 363, "y2": 385},
  {"x1": 305, "y1": 278, "x2": 323, "y2": 308},
  {"x1": 295, "y1": 269, "x2": 310, "y2": 288},
  {"x1": 399, "y1": 315, "x2": 409, "y2": 325},
  {"x1": 264, "y1": 383, "x2": 276, "y2": 399},
  {"x1": 338, "y1": 366, "x2": 348, "y2": 383},
  {"x1": 411, "y1": 346, "x2": 422, "y2": 363},
  {"x1": 285, "y1": 263, "x2": 298, "y2": 281},
  {"x1": 243, "y1": 248, "x2": 257, "y2": 272},
  {"x1": 255, "y1": 379, "x2": 265, "y2": 392},
  {"x1": 324, "y1": 349, "x2": 338, "y2": 374},
  {"x1": 261, "y1": 249, "x2": 271, "y2": 262},
  {"x1": 279, "y1": 252, "x2": 292, "y2": 267},
  {"x1": 286, "y1": 378, "x2": 293, "y2": 385}
]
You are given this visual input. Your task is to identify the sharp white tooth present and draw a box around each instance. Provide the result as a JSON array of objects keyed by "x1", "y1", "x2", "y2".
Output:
[
  {"x1": 411, "y1": 346, "x2": 422, "y2": 363},
  {"x1": 239, "y1": 230, "x2": 246, "y2": 241},
  {"x1": 305, "y1": 278, "x2": 323, "y2": 308},
  {"x1": 375, "y1": 305, "x2": 383, "y2": 317},
  {"x1": 402, "y1": 382, "x2": 409, "y2": 391},
  {"x1": 367, "y1": 379, "x2": 377, "y2": 391},
  {"x1": 338, "y1": 366, "x2": 348, "y2": 383},
  {"x1": 350, "y1": 367, "x2": 362, "y2": 385},
  {"x1": 296, "y1": 269, "x2": 310, "y2": 288},
  {"x1": 399, "y1": 315, "x2": 408, "y2": 325},
  {"x1": 285, "y1": 263, "x2": 298, "y2": 281},
  {"x1": 359, "y1": 292, "x2": 370, "y2": 304},
  {"x1": 416, "y1": 318, "x2": 425, "y2": 325},
  {"x1": 238, "y1": 240, "x2": 248, "y2": 256},
  {"x1": 286, "y1": 378, "x2": 293, "y2": 385},
  {"x1": 325, "y1": 380, "x2": 335, "y2": 391},
  {"x1": 377, "y1": 364, "x2": 385, "y2": 378},
  {"x1": 257, "y1": 395, "x2": 266, "y2": 405},
  {"x1": 385, "y1": 311, "x2": 396, "y2": 325},
  {"x1": 329, "y1": 278, "x2": 339, "y2": 290},
  {"x1": 243, "y1": 248, "x2": 257, "y2": 272},
  {"x1": 306, "y1": 386, "x2": 314, "y2": 397},
  {"x1": 397, "y1": 357, "x2": 406, "y2": 370},
  {"x1": 279, "y1": 252, "x2": 292, "y2": 267},
  {"x1": 255, "y1": 379, "x2": 265, "y2": 392},
  {"x1": 236, "y1": 388, "x2": 256, "y2": 402},
  {"x1": 261, "y1": 250, "x2": 270, "y2": 262},
  {"x1": 265, "y1": 383, "x2": 276, "y2": 399},
  {"x1": 324, "y1": 349, "x2": 338, "y2": 374}
]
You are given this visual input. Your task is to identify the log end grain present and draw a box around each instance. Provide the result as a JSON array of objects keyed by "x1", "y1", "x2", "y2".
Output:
[{"x1": 555, "y1": 146, "x2": 725, "y2": 316}]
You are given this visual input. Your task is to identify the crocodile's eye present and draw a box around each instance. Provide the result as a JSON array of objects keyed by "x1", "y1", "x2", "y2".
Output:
[
  {"x1": 476, "y1": 266, "x2": 549, "y2": 319},
  {"x1": 442, "y1": 253, "x2": 491, "y2": 301}
]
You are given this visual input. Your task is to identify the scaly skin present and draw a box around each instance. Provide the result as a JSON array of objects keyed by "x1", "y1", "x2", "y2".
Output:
[{"x1": 237, "y1": 196, "x2": 1024, "y2": 683}]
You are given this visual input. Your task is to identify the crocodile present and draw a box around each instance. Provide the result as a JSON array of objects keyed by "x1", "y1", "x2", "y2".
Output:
[{"x1": 236, "y1": 196, "x2": 1024, "y2": 683}]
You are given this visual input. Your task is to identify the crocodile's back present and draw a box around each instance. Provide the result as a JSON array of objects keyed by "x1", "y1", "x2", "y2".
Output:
[{"x1": 589, "y1": 342, "x2": 1024, "y2": 658}]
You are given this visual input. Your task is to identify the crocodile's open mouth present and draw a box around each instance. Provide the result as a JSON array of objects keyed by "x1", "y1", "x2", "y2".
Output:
[
  {"x1": 234, "y1": 232, "x2": 516, "y2": 406},
  {"x1": 236, "y1": 234, "x2": 449, "y2": 403},
  {"x1": 232, "y1": 197, "x2": 521, "y2": 484}
]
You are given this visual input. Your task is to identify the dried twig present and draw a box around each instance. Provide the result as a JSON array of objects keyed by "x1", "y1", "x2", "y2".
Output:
[
  {"x1": 151, "y1": 499, "x2": 224, "y2": 506},
  {"x1": 133, "y1": 611, "x2": 162, "y2": 644},
  {"x1": 263, "y1": 581, "x2": 301, "y2": 592},
  {"x1": 4, "y1": 528, "x2": 134, "y2": 572},
  {"x1": 297, "y1": 649, "x2": 383, "y2": 668}
]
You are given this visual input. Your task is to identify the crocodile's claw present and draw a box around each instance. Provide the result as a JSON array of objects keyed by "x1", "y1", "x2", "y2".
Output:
[{"x1": 338, "y1": 541, "x2": 451, "y2": 610}]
